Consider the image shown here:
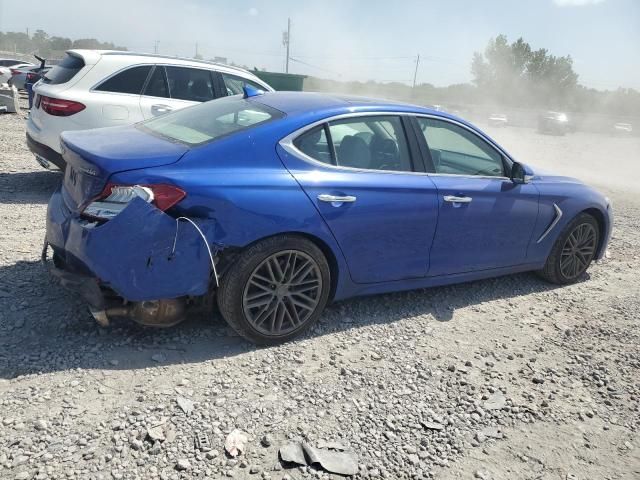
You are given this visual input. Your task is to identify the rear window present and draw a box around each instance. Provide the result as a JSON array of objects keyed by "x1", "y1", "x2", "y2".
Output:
[
  {"x1": 140, "y1": 96, "x2": 283, "y2": 146},
  {"x1": 95, "y1": 65, "x2": 152, "y2": 94},
  {"x1": 43, "y1": 54, "x2": 85, "y2": 85}
]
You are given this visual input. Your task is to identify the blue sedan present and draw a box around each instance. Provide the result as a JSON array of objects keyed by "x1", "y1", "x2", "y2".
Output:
[{"x1": 44, "y1": 89, "x2": 613, "y2": 344}]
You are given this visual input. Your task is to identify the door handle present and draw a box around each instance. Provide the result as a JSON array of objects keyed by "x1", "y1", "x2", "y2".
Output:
[
  {"x1": 317, "y1": 194, "x2": 357, "y2": 203},
  {"x1": 151, "y1": 104, "x2": 173, "y2": 116},
  {"x1": 443, "y1": 195, "x2": 472, "y2": 204}
]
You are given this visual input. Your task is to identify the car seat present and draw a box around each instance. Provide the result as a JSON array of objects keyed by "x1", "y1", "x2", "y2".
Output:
[
  {"x1": 338, "y1": 135, "x2": 370, "y2": 169},
  {"x1": 190, "y1": 79, "x2": 211, "y2": 102},
  {"x1": 369, "y1": 135, "x2": 399, "y2": 170}
]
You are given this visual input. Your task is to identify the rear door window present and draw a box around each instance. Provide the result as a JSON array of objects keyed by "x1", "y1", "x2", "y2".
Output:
[
  {"x1": 143, "y1": 66, "x2": 169, "y2": 98},
  {"x1": 329, "y1": 116, "x2": 413, "y2": 172},
  {"x1": 221, "y1": 72, "x2": 265, "y2": 95},
  {"x1": 43, "y1": 54, "x2": 85, "y2": 85},
  {"x1": 165, "y1": 66, "x2": 215, "y2": 102},
  {"x1": 95, "y1": 65, "x2": 152, "y2": 94},
  {"x1": 293, "y1": 116, "x2": 414, "y2": 172},
  {"x1": 293, "y1": 126, "x2": 333, "y2": 165}
]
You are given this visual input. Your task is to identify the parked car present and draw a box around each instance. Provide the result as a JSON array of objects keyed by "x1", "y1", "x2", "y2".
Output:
[
  {"x1": 44, "y1": 90, "x2": 612, "y2": 344},
  {"x1": 9, "y1": 65, "x2": 51, "y2": 90},
  {"x1": 612, "y1": 122, "x2": 633, "y2": 135},
  {"x1": 0, "y1": 60, "x2": 34, "y2": 84},
  {"x1": 0, "y1": 58, "x2": 27, "y2": 66},
  {"x1": 538, "y1": 111, "x2": 570, "y2": 135},
  {"x1": 27, "y1": 50, "x2": 273, "y2": 170},
  {"x1": 488, "y1": 113, "x2": 508, "y2": 127},
  {"x1": 8, "y1": 55, "x2": 47, "y2": 90}
]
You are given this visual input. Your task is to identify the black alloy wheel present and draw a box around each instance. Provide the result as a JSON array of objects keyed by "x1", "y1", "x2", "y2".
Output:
[
  {"x1": 538, "y1": 212, "x2": 600, "y2": 284},
  {"x1": 242, "y1": 250, "x2": 323, "y2": 336},
  {"x1": 217, "y1": 235, "x2": 331, "y2": 345}
]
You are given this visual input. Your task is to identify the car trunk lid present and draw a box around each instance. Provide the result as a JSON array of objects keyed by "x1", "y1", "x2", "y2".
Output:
[{"x1": 61, "y1": 125, "x2": 189, "y2": 212}]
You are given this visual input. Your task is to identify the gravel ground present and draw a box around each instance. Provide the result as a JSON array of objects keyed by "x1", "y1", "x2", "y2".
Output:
[{"x1": 1, "y1": 103, "x2": 639, "y2": 480}]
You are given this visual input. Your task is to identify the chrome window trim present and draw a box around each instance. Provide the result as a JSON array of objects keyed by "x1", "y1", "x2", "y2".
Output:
[
  {"x1": 98, "y1": 51, "x2": 256, "y2": 76},
  {"x1": 279, "y1": 111, "x2": 515, "y2": 180},
  {"x1": 536, "y1": 203, "x2": 563, "y2": 243}
]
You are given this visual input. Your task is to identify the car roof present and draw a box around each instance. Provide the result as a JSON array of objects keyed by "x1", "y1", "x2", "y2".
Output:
[
  {"x1": 252, "y1": 91, "x2": 449, "y2": 117},
  {"x1": 67, "y1": 49, "x2": 252, "y2": 75}
]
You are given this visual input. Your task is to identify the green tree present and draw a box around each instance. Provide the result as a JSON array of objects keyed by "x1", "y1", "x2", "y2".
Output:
[
  {"x1": 49, "y1": 36, "x2": 73, "y2": 52},
  {"x1": 472, "y1": 35, "x2": 578, "y2": 108},
  {"x1": 32, "y1": 29, "x2": 52, "y2": 57}
]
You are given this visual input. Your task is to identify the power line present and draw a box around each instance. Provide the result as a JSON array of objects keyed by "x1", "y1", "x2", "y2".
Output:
[
  {"x1": 292, "y1": 54, "x2": 415, "y2": 61},
  {"x1": 289, "y1": 57, "x2": 340, "y2": 76}
]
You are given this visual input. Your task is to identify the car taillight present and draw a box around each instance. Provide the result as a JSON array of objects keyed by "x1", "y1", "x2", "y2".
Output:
[
  {"x1": 82, "y1": 184, "x2": 186, "y2": 220},
  {"x1": 10, "y1": 69, "x2": 21, "y2": 75},
  {"x1": 40, "y1": 96, "x2": 86, "y2": 116}
]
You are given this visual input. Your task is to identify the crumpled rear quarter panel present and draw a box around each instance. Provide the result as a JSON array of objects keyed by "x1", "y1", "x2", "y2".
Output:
[{"x1": 46, "y1": 191, "x2": 215, "y2": 301}]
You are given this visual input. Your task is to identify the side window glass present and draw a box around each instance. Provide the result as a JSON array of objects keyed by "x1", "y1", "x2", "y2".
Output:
[
  {"x1": 95, "y1": 65, "x2": 152, "y2": 94},
  {"x1": 328, "y1": 116, "x2": 412, "y2": 172},
  {"x1": 293, "y1": 126, "x2": 332, "y2": 165},
  {"x1": 221, "y1": 72, "x2": 265, "y2": 96},
  {"x1": 143, "y1": 66, "x2": 169, "y2": 98},
  {"x1": 417, "y1": 118, "x2": 504, "y2": 176},
  {"x1": 165, "y1": 66, "x2": 215, "y2": 102}
]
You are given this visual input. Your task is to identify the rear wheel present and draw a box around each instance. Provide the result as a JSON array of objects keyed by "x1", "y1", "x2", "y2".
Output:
[
  {"x1": 538, "y1": 213, "x2": 599, "y2": 284},
  {"x1": 217, "y1": 235, "x2": 331, "y2": 345}
]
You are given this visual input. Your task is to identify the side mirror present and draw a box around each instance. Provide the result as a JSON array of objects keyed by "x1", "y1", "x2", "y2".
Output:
[{"x1": 510, "y1": 162, "x2": 530, "y2": 184}]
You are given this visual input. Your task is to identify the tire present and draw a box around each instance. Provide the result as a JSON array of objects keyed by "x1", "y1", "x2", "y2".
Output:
[
  {"x1": 217, "y1": 235, "x2": 331, "y2": 345},
  {"x1": 537, "y1": 212, "x2": 600, "y2": 284}
]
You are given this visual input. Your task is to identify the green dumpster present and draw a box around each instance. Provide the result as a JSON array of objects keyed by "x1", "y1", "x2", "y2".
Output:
[{"x1": 253, "y1": 71, "x2": 307, "y2": 91}]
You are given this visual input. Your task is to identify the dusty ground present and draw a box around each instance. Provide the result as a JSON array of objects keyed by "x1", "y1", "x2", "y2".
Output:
[{"x1": 0, "y1": 103, "x2": 639, "y2": 480}]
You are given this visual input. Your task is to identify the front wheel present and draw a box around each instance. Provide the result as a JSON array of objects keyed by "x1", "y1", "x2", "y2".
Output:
[
  {"x1": 217, "y1": 235, "x2": 331, "y2": 345},
  {"x1": 538, "y1": 213, "x2": 600, "y2": 284}
]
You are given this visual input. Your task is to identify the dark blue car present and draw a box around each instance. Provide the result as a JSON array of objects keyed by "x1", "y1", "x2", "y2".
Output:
[{"x1": 45, "y1": 90, "x2": 613, "y2": 344}]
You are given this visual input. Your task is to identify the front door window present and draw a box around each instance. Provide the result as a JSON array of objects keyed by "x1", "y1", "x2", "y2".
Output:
[{"x1": 417, "y1": 117, "x2": 504, "y2": 177}]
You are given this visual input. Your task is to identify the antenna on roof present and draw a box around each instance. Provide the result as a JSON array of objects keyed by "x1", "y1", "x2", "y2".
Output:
[{"x1": 243, "y1": 85, "x2": 265, "y2": 99}]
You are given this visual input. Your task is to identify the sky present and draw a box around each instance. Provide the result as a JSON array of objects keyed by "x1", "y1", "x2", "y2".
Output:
[{"x1": 0, "y1": 0, "x2": 638, "y2": 90}]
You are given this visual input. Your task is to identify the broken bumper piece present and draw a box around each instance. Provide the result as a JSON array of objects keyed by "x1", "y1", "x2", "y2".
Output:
[{"x1": 44, "y1": 189, "x2": 219, "y2": 324}]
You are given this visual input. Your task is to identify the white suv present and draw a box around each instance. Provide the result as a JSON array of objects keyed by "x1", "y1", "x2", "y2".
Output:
[{"x1": 27, "y1": 50, "x2": 273, "y2": 169}]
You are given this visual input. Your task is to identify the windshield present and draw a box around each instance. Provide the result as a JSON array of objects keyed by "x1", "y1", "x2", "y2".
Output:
[{"x1": 140, "y1": 96, "x2": 283, "y2": 146}]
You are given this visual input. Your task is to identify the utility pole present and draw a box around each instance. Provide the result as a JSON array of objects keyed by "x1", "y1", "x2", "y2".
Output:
[
  {"x1": 154, "y1": 40, "x2": 159, "y2": 54},
  {"x1": 195, "y1": 42, "x2": 199, "y2": 58},
  {"x1": 412, "y1": 54, "x2": 420, "y2": 89},
  {"x1": 282, "y1": 18, "x2": 291, "y2": 73}
]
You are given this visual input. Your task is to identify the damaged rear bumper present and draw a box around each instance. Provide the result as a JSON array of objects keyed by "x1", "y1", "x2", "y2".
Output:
[{"x1": 45, "y1": 188, "x2": 219, "y2": 309}]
